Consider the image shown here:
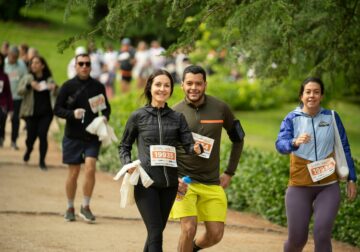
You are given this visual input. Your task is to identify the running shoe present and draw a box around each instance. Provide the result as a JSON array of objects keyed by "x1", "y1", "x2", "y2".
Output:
[
  {"x1": 79, "y1": 205, "x2": 96, "y2": 222},
  {"x1": 64, "y1": 207, "x2": 76, "y2": 222}
]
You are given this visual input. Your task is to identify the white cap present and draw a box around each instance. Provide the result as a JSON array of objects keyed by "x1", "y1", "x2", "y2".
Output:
[{"x1": 75, "y1": 46, "x2": 87, "y2": 56}]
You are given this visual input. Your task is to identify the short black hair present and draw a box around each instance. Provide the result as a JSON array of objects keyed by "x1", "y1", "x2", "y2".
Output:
[{"x1": 182, "y1": 65, "x2": 206, "y2": 82}]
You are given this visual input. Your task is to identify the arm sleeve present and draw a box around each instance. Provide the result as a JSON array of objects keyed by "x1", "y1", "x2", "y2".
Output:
[
  {"x1": 223, "y1": 105, "x2": 244, "y2": 176},
  {"x1": 334, "y1": 111, "x2": 357, "y2": 182},
  {"x1": 53, "y1": 84, "x2": 75, "y2": 120},
  {"x1": 17, "y1": 74, "x2": 32, "y2": 96},
  {"x1": 118, "y1": 113, "x2": 138, "y2": 166},
  {"x1": 275, "y1": 115, "x2": 298, "y2": 154},
  {"x1": 178, "y1": 113, "x2": 195, "y2": 155},
  {"x1": 4, "y1": 75, "x2": 13, "y2": 111}
]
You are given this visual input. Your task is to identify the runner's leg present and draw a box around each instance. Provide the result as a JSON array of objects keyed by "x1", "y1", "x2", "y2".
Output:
[
  {"x1": 194, "y1": 221, "x2": 224, "y2": 249},
  {"x1": 178, "y1": 216, "x2": 197, "y2": 252},
  {"x1": 66, "y1": 164, "x2": 81, "y2": 203}
]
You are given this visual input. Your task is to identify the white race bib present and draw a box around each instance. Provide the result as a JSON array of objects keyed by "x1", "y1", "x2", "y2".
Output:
[
  {"x1": 88, "y1": 94, "x2": 107, "y2": 113},
  {"x1": 192, "y1": 132, "x2": 214, "y2": 159},
  {"x1": 150, "y1": 145, "x2": 177, "y2": 167},
  {"x1": 307, "y1": 157, "x2": 336, "y2": 182}
]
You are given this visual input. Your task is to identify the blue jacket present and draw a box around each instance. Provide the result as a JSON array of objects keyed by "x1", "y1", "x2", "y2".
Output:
[{"x1": 276, "y1": 107, "x2": 357, "y2": 182}]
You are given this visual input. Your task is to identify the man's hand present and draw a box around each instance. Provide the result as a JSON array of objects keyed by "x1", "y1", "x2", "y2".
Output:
[
  {"x1": 74, "y1": 108, "x2": 86, "y2": 119},
  {"x1": 178, "y1": 177, "x2": 188, "y2": 194},
  {"x1": 127, "y1": 166, "x2": 136, "y2": 174},
  {"x1": 220, "y1": 173, "x2": 232, "y2": 188}
]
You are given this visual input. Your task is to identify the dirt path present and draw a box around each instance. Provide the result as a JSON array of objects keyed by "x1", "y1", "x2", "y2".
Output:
[{"x1": 0, "y1": 119, "x2": 358, "y2": 252}]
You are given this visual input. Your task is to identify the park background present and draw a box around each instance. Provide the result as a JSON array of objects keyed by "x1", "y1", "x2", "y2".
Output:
[{"x1": 1, "y1": 0, "x2": 359, "y2": 248}]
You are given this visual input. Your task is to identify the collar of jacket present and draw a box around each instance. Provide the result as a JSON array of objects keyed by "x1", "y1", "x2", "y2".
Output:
[
  {"x1": 184, "y1": 94, "x2": 207, "y2": 109},
  {"x1": 144, "y1": 103, "x2": 172, "y2": 116}
]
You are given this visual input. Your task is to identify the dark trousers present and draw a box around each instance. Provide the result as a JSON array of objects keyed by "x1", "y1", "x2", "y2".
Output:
[
  {"x1": 25, "y1": 114, "x2": 53, "y2": 163},
  {"x1": 284, "y1": 183, "x2": 341, "y2": 252},
  {"x1": 134, "y1": 184, "x2": 178, "y2": 252},
  {"x1": 11, "y1": 99, "x2": 22, "y2": 143},
  {"x1": 0, "y1": 108, "x2": 7, "y2": 140}
]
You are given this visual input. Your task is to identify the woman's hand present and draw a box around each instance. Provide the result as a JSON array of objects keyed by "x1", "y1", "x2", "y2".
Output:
[
  {"x1": 30, "y1": 81, "x2": 40, "y2": 91},
  {"x1": 178, "y1": 177, "x2": 188, "y2": 194},
  {"x1": 293, "y1": 133, "x2": 311, "y2": 147},
  {"x1": 347, "y1": 181, "x2": 357, "y2": 201},
  {"x1": 127, "y1": 167, "x2": 136, "y2": 174}
]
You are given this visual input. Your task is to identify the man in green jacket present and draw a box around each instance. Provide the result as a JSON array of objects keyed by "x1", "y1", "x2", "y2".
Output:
[{"x1": 170, "y1": 65, "x2": 245, "y2": 251}]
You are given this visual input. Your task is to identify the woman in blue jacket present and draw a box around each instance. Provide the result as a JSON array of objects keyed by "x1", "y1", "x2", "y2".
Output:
[{"x1": 275, "y1": 77, "x2": 357, "y2": 252}]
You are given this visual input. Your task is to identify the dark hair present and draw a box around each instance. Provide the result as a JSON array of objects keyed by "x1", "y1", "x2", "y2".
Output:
[
  {"x1": 0, "y1": 53, "x2": 4, "y2": 71},
  {"x1": 75, "y1": 53, "x2": 90, "y2": 62},
  {"x1": 29, "y1": 56, "x2": 52, "y2": 80},
  {"x1": 298, "y1": 77, "x2": 324, "y2": 106},
  {"x1": 182, "y1": 65, "x2": 207, "y2": 82},
  {"x1": 143, "y1": 69, "x2": 174, "y2": 104}
]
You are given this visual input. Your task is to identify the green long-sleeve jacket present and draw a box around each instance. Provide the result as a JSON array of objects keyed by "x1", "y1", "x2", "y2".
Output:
[{"x1": 173, "y1": 95, "x2": 244, "y2": 185}]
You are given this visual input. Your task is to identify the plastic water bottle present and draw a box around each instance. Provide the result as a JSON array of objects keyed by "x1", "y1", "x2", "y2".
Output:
[{"x1": 176, "y1": 176, "x2": 192, "y2": 201}]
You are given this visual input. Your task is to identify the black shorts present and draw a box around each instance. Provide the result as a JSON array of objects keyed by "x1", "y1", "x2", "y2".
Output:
[{"x1": 62, "y1": 136, "x2": 101, "y2": 164}]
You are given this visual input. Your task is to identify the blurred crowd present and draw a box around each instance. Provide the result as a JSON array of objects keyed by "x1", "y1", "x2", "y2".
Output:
[{"x1": 66, "y1": 38, "x2": 192, "y2": 98}]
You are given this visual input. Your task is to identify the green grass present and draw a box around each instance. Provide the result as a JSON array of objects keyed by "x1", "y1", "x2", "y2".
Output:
[
  {"x1": 0, "y1": 5, "x2": 91, "y2": 84},
  {"x1": 237, "y1": 102, "x2": 360, "y2": 158}
]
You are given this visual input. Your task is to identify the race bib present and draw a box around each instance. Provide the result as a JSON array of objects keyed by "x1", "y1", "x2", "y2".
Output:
[
  {"x1": 307, "y1": 157, "x2": 336, "y2": 182},
  {"x1": 192, "y1": 132, "x2": 214, "y2": 159},
  {"x1": 0, "y1": 80, "x2": 3, "y2": 93},
  {"x1": 150, "y1": 145, "x2": 177, "y2": 167},
  {"x1": 88, "y1": 94, "x2": 107, "y2": 113}
]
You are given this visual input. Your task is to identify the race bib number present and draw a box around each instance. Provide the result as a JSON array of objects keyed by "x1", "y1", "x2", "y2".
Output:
[
  {"x1": 192, "y1": 132, "x2": 214, "y2": 159},
  {"x1": 0, "y1": 80, "x2": 3, "y2": 93},
  {"x1": 150, "y1": 145, "x2": 177, "y2": 167},
  {"x1": 88, "y1": 94, "x2": 107, "y2": 113},
  {"x1": 307, "y1": 157, "x2": 336, "y2": 182}
]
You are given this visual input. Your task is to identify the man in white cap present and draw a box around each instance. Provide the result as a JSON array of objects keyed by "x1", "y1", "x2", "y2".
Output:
[{"x1": 67, "y1": 46, "x2": 87, "y2": 79}]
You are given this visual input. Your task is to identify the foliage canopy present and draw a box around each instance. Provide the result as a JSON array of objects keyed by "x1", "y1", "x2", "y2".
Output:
[{"x1": 27, "y1": 0, "x2": 360, "y2": 93}]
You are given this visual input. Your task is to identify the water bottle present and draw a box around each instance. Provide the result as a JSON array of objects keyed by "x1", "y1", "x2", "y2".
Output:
[{"x1": 176, "y1": 176, "x2": 192, "y2": 201}]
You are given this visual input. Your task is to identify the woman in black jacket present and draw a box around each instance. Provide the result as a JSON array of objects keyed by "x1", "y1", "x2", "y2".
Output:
[
  {"x1": 18, "y1": 56, "x2": 57, "y2": 170},
  {"x1": 119, "y1": 69, "x2": 202, "y2": 252}
]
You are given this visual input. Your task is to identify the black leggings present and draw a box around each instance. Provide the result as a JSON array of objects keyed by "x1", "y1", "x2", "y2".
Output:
[
  {"x1": 134, "y1": 184, "x2": 178, "y2": 252},
  {"x1": 25, "y1": 114, "x2": 53, "y2": 163}
]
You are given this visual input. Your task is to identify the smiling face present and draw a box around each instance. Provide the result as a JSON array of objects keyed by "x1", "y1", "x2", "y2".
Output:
[
  {"x1": 181, "y1": 72, "x2": 207, "y2": 106},
  {"x1": 300, "y1": 81, "x2": 323, "y2": 114},
  {"x1": 150, "y1": 74, "x2": 172, "y2": 107}
]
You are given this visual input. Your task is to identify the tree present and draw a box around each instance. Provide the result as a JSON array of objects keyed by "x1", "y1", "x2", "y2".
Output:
[{"x1": 29, "y1": 0, "x2": 360, "y2": 95}]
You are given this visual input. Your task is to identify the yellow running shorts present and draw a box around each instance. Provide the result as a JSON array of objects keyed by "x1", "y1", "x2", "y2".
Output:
[{"x1": 170, "y1": 183, "x2": 227, "y2": 222}]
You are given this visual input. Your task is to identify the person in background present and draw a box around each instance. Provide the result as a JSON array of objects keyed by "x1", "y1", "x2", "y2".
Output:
[
  {"x1": 4, "y1": 45, "x2": 28, "y2": 150},
  {"x1": 87, "y1": 41, "x2": 103, "y2": 80},
  {"x1": 17, "y1": 56, "x2": 57, "y2": 170},
  {"x1": 18, "y1": 43, "x2": 29, "y2": 66},
  {"x1": 170, "y1": 65, "x2": 245, "y2": 251},
  {"x1": 54, "y1": 53, "x2": 111, "y2": 223},
  {"x1": 1, "y1": 41, "x2": 9, "y2": 57},
  {"x1": 0, "y1": 53, "x2": 13, "y2": 147},
  {"x1": 275, "y1": 77, "x2": 357, "y2": 252},
  {"x1": 102, "y1": 42, "x2": 118, "y2": 98},
  {"x1": 133, "y1": 40, "x2": 152, "y2": 89},
  {"x1": 149, "y1": 40, "x2": 166, "y2": 70},
  {"x1": 118, "y1": 38, "x2": 136, "y2": 93},
  {"x1": 119, "y1": 69, "x2": 203, "y2": 252},
  {"x1": 27, "y1": 47, "x2": 39, "y2": 63}
]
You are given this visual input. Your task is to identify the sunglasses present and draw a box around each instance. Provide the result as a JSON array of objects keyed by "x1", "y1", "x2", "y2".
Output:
[{"x1": 77, "y1": 61, "x2": 91, "y2": 67}]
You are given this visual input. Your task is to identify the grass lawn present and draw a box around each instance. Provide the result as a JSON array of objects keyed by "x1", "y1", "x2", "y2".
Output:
[
  {"x1": 0, "y1": 5, "x2": 91, "y2": 84},
  {"x1": 237, "y1": 101, "x2": 360, "y2": 158}
]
